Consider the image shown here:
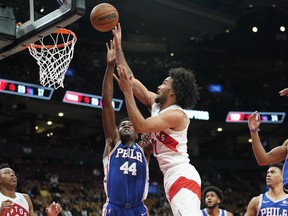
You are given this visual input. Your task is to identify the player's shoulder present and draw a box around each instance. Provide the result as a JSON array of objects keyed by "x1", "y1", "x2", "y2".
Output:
[
  {"x1": 169, "y1": 108, "x2": 185, "y2": 114},
  {"x1": 162, "y1": 107, "x2": 186, "y2": 118},
  {"x1": 161, "y1": 109, "x2": 187, "y2": 129},
  {"x1": 21, "y1": 193, "x2": 30, "y2": 198},
  {"x1": 20, "y1": 193, "x2": 32, "y2": 203},
  {"x1": 249, "y1": 194, "x2": 261, "y2": 206},
  {"x1": 245, "y1": 194, "x2": 261, "y2": 216}
]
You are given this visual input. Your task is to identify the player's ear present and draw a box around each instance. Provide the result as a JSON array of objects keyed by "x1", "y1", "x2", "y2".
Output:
[{"x1": 170, "y1": 89, "x2": 176, "y2": 97}]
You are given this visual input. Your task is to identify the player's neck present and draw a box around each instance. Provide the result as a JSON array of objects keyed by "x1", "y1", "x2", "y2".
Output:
[
  {"x1": 157, "y1": 93, "x2": 177, "y2": 111},
  {"x1": 159, "y1": 101, "x2": 177, "y2": 112},
  {"x1": 268, "y1": 186, "x2": 287, "y2": 199},
  {"x1": 0, "y1": 188, "x2": 16, "y2": 198},
  {"x1": 207, "y1": 207, "x2": 220, "y2": 216},
  {"x1": 122, "y1": 140, "x2": 135, "y2": 147}
]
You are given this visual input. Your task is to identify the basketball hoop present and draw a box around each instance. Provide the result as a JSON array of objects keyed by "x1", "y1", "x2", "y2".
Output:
[{"x1": 28, "y1": 28, "x2": 77, "y2": 89}]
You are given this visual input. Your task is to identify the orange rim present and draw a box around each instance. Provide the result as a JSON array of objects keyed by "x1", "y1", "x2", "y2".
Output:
[{"x1": 29, "y1": 28, "x2": 77, "y2": 49}]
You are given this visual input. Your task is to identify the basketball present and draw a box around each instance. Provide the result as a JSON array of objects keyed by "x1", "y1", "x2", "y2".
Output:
[{"x1": 90, "y1": 3, "x2": 119, "y2": 32}]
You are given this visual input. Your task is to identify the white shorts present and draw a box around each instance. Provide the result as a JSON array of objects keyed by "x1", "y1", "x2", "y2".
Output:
[{"x1": 164, "y1": 163, "x2": 201, "y2": 216}]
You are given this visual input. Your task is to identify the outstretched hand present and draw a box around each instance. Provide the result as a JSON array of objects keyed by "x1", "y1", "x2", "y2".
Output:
[
  {"x1": 106, "y1": 39, "x2": 116, "y2": 66},
  {"x1": 248, "y1": 111, "x2": 260, "y2": 131},
  {"x1": 113, "y1": 65, "x2": 133, "y2": 95},
  {"x1": 279, "y1": 88, "x2": 288, "y2": 96},
  {"x1": 45, "y1": 202, "x2": 62, "y2": 216},
  {"x1": 112, "y1": 23, "x2": 122, "y2": 49}
]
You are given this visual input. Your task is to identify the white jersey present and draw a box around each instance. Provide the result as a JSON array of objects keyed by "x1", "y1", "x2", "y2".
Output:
[
  {"x1": 150, "y1": 103, "x2": 190, "y2": 175},
  {"x1": 150, "y1": 103, "x2": 202, "y2": 215},
  {"x1": 0, "y1": 192, "x2": 29, "y2": 216}
]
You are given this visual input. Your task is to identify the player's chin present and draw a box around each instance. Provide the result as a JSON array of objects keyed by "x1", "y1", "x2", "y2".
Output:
[
  {"x1": 206, "y1": 203, "x2": 213, "y2": 207},
  {"x1": 120, "y1": 133, "x2": 133, "y2": 141}
]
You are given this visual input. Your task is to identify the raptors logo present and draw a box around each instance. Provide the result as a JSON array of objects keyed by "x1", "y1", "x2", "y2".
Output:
[
  {"x1": 154, "y1": 131, "x2": 179, "y2": 152},
  {"x1": 4, "y1": 203, "x2": 29, "y2": 216}
]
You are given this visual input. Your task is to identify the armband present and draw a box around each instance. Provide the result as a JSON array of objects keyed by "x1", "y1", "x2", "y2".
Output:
[{"x1": 249, "y1": 128, "x2": 259, "y2": 133}]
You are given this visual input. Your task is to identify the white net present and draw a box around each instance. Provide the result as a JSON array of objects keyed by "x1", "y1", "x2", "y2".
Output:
[{"x1": 28, "y1": 28, "x2": 77, "y2": 89}]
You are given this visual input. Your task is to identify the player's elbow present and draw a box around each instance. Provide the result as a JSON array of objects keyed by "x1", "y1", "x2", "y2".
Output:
[{"x1": 257, "y1": 160, "x2": 269, "y2": 166}]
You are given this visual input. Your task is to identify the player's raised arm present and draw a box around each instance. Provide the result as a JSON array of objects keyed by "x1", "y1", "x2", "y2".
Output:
[
  {"x1": 114, "y1": 65, "x2": 185, "y2": 133},
  {"x1": 102, "y1": 40, "x2": 119, "y2": 158},
  {"x1": 112, "y1": 23, "x2": 157, "y2": 107},
  {"x1": 248, "y1": 111, "x2": 287, "y2": 165}
]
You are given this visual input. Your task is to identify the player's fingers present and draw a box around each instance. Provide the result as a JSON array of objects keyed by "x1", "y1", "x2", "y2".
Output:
[
  {"x1": 2, "y1": 200, "x2": 13, "y2": 208},
  {"x1": 116, "y1": 66, "x2": 121, "y2": 76},
  {"x1": 252, "y1": 111, "x2": 258, "y2": 118},
  {"x1": 113, "y1": 73, "x2": 120, "y2": 83},
  {"x1": 110, "y1": 40, "x2": 114, "y2": 49},
  {"x1": 279, "y1": 88, "x2": 288, "y2": 96},
  {"x1": 254, "y1": 112, "x2": 260, "y2": 121},
  {"x1": 128, "y1": 74, "x2": 133, "y2": 81},
  {"x1": 107, "y1": 40, "x2": 112, "y2": 50},
  {"x1": 117, "y1": 66, "x2": 126, "y2": 78},
  {"x1": 56, "y1": 203, "x2": 62, "y2": 211}
]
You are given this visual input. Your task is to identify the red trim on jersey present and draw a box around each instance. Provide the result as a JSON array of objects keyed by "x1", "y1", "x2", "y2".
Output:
[
  {"x1": 168, "y1": 176, "x2": 201, "y2": 201},
  {"x1": 155, "y1": 131, "x2": 179, "y2": 152}
]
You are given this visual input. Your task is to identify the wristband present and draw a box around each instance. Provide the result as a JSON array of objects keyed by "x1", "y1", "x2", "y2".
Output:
[{"x1": 249, "y1": 128, "x2": 259, "y2": 133}]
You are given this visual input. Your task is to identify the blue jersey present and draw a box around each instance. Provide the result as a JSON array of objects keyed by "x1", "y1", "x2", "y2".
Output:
[
  {"x1": 257, "y1": 192, "x2": 288, "y2": 216},
  {"x1": 201, "y1": 208, "x2": 228, "y2": 216},
  {"x1": 103, "y1": 142, "x2": 149, "y2": 205},
  {"x1": 283, "y1": 153, "x2": 288, "y2": 191}
]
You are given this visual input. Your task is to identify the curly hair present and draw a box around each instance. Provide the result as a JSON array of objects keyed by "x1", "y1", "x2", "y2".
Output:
[
  {"x1": 202, "y1": 186, "x2": 223, "y2": 203},
  {"x1": 169, "y1": 67, "x2": 200, "y2": 109}
]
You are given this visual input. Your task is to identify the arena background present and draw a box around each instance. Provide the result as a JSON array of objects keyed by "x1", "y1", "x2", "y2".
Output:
[{"x1": 0, "y1": 0, "x2": 287, "y2": 215}]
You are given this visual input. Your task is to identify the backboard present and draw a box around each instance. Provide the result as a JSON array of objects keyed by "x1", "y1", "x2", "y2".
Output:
[{"x1": 0, "y1": 0, "x2": 85, "y2": 60}]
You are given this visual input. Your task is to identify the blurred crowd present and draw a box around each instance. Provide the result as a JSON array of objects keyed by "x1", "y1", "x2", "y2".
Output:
[
  {"x1": 0, "y1": 40, "x2": 287, "y2": 112},
  {"x1": 1, "y1": 156, "x2": 268, "y2": 216}
]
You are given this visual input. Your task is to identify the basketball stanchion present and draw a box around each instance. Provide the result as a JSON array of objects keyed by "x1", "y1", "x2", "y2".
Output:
[{"x1": 28, "y1": 28, "x2": 77, "y2": 89}]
